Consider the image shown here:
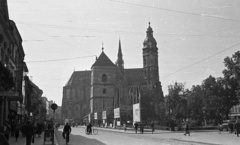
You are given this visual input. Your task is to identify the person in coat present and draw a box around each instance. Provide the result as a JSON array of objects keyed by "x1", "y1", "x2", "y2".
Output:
[
  {"x1": 24, "y1": 120, "x2": 34, "y2": 145},
  {"x1": 2, "y1": 121, "x2": 11, "y2": 141},
  {"x1": 0, "y1": 132, "x2": 9, "y2": 145},
  {"x1": 235, "y1": 117, "x2": 240, "y2": 137},
  {"x1": 134, "y1": 122, "x2": 138, "y2": 134},
  {"x1": 184, "y1": 121, "x2": 190, "y2": 136},
  {"x1": 150, "y1": 121, "x2": 155, "y2": 134}
]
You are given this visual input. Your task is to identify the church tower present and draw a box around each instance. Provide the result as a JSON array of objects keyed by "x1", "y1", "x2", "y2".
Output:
[
  {"x1": 142, "y1": 22, "x2": 160, "y2": 90},
  {"x1": 116, "y1": 39, "x2": 124, "y2": 80},
  {"x1": 0, "y1": 0, "x2": 9, "y2": 21},
  {"x1": 90, "y1": 47, "x2": 116, "y2": 118}
]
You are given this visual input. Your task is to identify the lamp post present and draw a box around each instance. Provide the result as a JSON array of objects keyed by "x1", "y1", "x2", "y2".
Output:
[
  {"x1": 51, "y1": 102, "x2": 58, "y2": 122},
  {"x1": 51, "y1": 102, "x2": 58, "y2": 145}
]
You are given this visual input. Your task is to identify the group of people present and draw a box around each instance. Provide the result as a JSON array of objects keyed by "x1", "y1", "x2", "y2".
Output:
[
  {"x1": 133, "y1": 121, "x2": 155, "y2": 134},
  {"x1": 219, "y1": 117, "x2": 240, "y2": 137},
  {"x1": 0, "y1": 120, "x2": 46, "y2": 145}
]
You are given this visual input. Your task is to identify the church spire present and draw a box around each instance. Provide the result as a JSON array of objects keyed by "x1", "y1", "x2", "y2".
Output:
[
  {"x1": 116, "y1": 39, "x2": 124, "y2": 78},
  {"x1": 118, "y1": 39, "x2": 122, "y2": 60}
]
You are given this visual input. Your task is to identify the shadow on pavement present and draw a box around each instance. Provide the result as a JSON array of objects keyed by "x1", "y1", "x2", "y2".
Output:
[{"x1": 55, "y1": 130, "x2": 106, "y2": 145}]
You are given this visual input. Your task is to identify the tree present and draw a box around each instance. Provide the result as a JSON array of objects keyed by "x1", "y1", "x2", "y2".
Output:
[
  {"x1": 201, "y1": 75, "x2": 221, "y2": 121},
  {"x1": 222, "y1": 51, "x2": 240, "y2": 118},
  {"x1": 187, "y1": 85, "x2": 204, "y2": 125},
  {"x1": 167, "y1": 82, "x2": 187, "y2": 124}
]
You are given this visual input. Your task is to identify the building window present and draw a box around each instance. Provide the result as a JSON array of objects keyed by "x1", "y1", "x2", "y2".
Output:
[
  {"x1": 102, "y1": 74, "x2": 107, "y2": 82},
  {"x1": 103, "y1": 88, "x2": 107, "y2": 94}
]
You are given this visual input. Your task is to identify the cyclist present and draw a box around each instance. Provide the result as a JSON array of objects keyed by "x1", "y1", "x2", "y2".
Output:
[
  {"x1": 63, "y1": 123, "x2": 71, "y2": 144},
  {"x1": 86, "y1": 123, "x2": 92, "y2": 134}
]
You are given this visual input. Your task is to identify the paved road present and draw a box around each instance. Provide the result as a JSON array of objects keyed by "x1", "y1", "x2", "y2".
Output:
[
  {"x1": 55, "y1": 126, "x2": 240, "y2": 145},
  {"x1": 8, "y1": 126, "x2": 240, "y2": 145}
]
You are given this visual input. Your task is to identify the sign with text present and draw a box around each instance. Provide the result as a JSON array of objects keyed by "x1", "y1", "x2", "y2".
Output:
[
  {"x1": 133, "y1": 103, "x2": 140, "y2": 122},
  {"x1": 114, "y1": 108, "x2": 120, "y2": 118}
]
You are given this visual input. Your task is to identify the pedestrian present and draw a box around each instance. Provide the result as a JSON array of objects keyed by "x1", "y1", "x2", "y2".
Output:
[
  {"x1": 2, "y1": 121, "x2": 11, "y2": 141},
  {"x1": 0, "y1": 132, "x2": 9, "y2": 145},
  {"x1": 184, "y1": 120, "x2": 190, "y2": 136},
  {"x1": 36, "y1": 123, "x2": 42, "y2": 137},
  {"x1": 139, "y1": 122, "x2": 144, "y2": 134},
  {"x1": 123, "y1": 123, "x2": 127, "y2": 132},
  {"x1": 218, "y1": 123, "x2": 222, "y2": 134},
  {"x1": 14, "y1": 123, "x2": 21, "y2": 141},
  {"x1": 235, "y1": 117, "x2": 240, "y2": 137},
  {"x1": 24, "y1": 120, "x2": 34, "y2": 145},
  {"x1": 229, "y1": 122, "x2": 234, "y2": 133},
  {"x1": 134, "y1": 122, "x2": 138, "y2": 134},
  {"x1": 150, "y1": 121, "x2": 155, "y2": 134},
  {"x1": 86, "y1": 122, "x2": 92, "y2": 134}
]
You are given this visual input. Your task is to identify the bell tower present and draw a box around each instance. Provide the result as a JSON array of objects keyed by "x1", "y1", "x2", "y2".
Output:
[{"x1": 142, "y1": 22, "x2": 159, "y2": 90}]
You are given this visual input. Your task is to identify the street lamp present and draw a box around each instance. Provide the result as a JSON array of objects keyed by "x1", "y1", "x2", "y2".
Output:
[
  {"x1": 51, "y1": 102, "x2": 58, "y2": 122},
  {"x1": 50, "y1": 102, "x2": 58, "y2": 145}
]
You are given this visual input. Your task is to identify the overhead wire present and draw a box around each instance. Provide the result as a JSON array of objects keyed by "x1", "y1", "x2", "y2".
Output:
[
  {"x1": 109, "y1": 0, "x2": 240, "y2": 23},
  {"x1": 161, "y1": 41, "x2": 240, "y2": 79},
  {"x1": 27, "y1": 55, "x2": 97, "y2": 63}
]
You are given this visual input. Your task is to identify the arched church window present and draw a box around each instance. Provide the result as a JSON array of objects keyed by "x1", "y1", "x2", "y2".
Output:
[{"x1": 102, "y1": 74, "x2": 107, "y2": 82}]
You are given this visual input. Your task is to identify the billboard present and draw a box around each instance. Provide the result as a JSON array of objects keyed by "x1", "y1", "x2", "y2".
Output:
[
  {"x1": 114, "y1": 108, "x2": 120, "y2": 118},
  {"x1": 133, "y1": 103, "x2": 140, "y2": 122},
  {"x1": 102, "y1": 111, "x2": 106, "y2": 119},
  {"x1": 94, "y1": 112, "x2": 97, "y2": 120}
]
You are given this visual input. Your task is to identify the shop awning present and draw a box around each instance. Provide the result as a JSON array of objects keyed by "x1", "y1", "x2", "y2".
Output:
[{"x1": 0, "y1": 91, "x2": 23, "y2": 101}]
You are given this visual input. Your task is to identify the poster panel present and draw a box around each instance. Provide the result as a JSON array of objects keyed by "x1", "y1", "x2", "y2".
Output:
[
  {"x1": 114, "y1": 108, "x2": 120, "y2": 118},
  {"x1": 133, "y1": 103, "x2": 140, "y2": 122},
  {"x1": 102, "y1": 111, "x2": 106, "y2": 119},
  {"x1": 94, "y1": 112, "x2": 97, "y2": 120}
]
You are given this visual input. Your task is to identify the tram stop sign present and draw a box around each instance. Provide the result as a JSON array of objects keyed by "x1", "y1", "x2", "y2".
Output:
[{"x1": 51, "y1": 103, "x2": 58, "y2": 111}]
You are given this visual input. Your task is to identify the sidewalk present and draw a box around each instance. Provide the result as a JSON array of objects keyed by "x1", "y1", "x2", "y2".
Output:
[{"x1": 8, "y1": 133, "x2": 58, "y2": 145}]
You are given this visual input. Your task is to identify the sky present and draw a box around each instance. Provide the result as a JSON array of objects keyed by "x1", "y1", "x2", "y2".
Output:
[{"x1": 7, "y1": 0, "x2": 240, "y2": 105}]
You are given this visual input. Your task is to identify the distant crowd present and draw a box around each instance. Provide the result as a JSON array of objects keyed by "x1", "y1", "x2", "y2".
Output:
[{"x1": 0, "y1": 119, "x2": 53, "y2": 145}]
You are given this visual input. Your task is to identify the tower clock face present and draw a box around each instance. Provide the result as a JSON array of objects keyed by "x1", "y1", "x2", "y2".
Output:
[{"x1": 148, "y1": 42, "x2": 152, "y2": 45}]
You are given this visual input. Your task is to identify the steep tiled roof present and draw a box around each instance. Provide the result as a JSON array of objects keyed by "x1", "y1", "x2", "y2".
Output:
[
  {"x1": 91, "y1": 51, "x2": 115, "y2": 68},
  {"x1": 65, "y1": 70, "x2": 91, "y2": 86}
]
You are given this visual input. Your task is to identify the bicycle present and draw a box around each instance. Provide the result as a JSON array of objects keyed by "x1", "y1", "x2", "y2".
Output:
[
  {"x1": 85, "y1": 128, "x2": 98, "y2": 135},
  {"x1": 64, "y1": 132, "x2": 70, "y2": 144}
]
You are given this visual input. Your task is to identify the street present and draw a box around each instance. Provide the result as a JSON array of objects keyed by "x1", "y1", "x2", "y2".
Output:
[{"x1": 55, "y1": 126, "x2": 240, "y2": 145}]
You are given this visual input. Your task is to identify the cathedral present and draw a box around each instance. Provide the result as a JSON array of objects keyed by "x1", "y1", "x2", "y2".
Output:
[{"x1": 61, "y1": 23, "x2": 164, "y2": 126}]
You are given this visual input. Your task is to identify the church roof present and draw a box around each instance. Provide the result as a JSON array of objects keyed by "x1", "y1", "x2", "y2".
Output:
[
  {"x1": 125, "y1": 68, "x2": 144, "y2": 85},
  {"x1": 65, "y1": 70, "x2": 91, "y2": 86},
  {"x1": 91, "y1": 51, "x2": 115, "y2": 68}
]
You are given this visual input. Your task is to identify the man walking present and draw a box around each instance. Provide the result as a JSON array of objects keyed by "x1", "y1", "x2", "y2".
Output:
[
  {"x1": 2, "y1": 121, "x2": 11, "y2": 141},
  {"x1": 236, "y1": 117, "x2": 240, "y2": 137},
  {"x1": 25, "y1": 120, "x2": 34, "y2": 145},
  {"x1": 134, "y1": 122, "x2": 138, "y2": 134}
]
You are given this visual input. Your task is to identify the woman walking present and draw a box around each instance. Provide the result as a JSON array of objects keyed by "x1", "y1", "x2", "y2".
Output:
[{"x1": 184, "y1": 120, "x2": 190, "y2": 136}]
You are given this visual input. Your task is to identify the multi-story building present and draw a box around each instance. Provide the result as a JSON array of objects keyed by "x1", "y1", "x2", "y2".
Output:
[
  {"x1": 62, "y1": 23, "x2": 164, "y2": 126},
  {"x1": 0, "y1": 0, "x2": 44, "y2": 125},
  {"x1": 0, "y1": 0, "x2": 27, "y2": 125}
]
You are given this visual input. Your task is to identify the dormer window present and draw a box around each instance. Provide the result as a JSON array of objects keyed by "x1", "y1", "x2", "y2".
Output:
[{"x1": 102, "y1": 74, "x2": 107, "y2": 82}]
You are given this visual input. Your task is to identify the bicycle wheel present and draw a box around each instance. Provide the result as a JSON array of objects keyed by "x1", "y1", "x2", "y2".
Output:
[
  {"x1": 93, "y1": 129, "x2": 98, "y2": 134},
  {"x1": 66, "y1": 133, "x2": 69, "y2": 144}
]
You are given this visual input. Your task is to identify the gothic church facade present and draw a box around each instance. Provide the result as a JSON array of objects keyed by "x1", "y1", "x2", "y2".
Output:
[{"x1": 61, "y1": 23, "x2": 164, "y2": 125}]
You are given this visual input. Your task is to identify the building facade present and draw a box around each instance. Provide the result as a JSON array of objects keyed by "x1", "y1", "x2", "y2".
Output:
[
  {"x1": 0, "y1": 0, "x2": 27, "y2": 125},
  {"x1": 62, "y1": 23, "x2": 164, "y2": 126}
]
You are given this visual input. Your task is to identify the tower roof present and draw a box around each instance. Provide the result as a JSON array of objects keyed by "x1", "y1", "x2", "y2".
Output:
[
  {"x1": 143, "y1": 22, "x2": 157, "y2": 46},
  {"x1": 91, "y1": 51, "x2": 115, "y2": 68}
]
